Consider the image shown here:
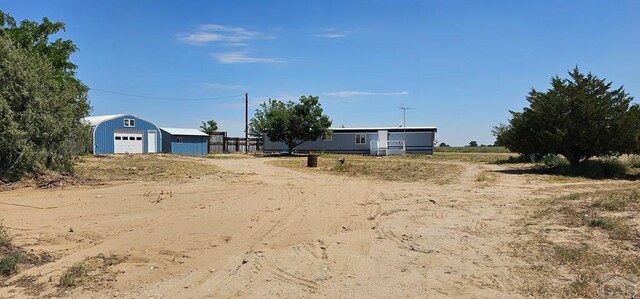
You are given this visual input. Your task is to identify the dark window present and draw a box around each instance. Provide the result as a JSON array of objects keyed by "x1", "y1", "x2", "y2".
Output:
[
  {"x1": 176, "y1": 137, "x2": 183, "y2": 144},
  {"x1": 124, "y1": 119, "x2": 135, "y2": 127},
  {"x1": 122, "y1": 136, "x2": 128, "y2": 140},
  {"x1": 136, "y1": 137, "x2": 142, "y2": 140},
  {"x1": 355, "y1": 134, "x2": 366, "y2": 145},
  {"x1": 115, "y1": 136, "x2": 121, "y2": 140}
]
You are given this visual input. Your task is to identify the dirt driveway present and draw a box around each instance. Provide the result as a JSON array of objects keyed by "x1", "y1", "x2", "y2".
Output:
[{"x1": 0, "y1": 156, "x2": 625, "y2": 298}]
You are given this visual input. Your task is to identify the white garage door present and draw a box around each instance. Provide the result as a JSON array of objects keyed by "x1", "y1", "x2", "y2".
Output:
[{"x1": 114, "y1": 132, "x2": 143, "y2": 154}]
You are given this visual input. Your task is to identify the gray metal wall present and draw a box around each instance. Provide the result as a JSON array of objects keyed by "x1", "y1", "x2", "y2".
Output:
[{"x1": 263, "y1": 131, "x2": 435, "y2": 154}]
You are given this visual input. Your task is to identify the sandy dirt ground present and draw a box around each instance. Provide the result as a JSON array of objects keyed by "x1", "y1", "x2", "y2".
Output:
[{"x1": 0, "y1": 156, "x2": 634, "y2": 298}]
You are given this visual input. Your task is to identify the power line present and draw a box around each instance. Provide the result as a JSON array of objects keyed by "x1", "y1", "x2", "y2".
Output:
[{"x1": 89, "y1": 88, "x2": 244, "y2": 101}]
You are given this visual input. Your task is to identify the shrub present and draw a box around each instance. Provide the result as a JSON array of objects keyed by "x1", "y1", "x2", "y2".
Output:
[
  {"x1": 628, "y1": 155, "x2": 640, "y2": 168},
  {"x1": 59, "y1": 263, "x2": 87, "y2": 288},
  {"x1": 545, "y1": 158, "x2": 628, "y2": 179},
  {"x1": 0, "y1": 252, "x2": 21, "y2": 276}
]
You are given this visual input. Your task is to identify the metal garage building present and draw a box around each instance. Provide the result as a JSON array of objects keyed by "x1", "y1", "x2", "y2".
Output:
[
  {"x1": 85, "y1": 114, "x2": 162, "y2": 154},
  {"x1": 160, "y1": 127, "x2": 209, "y2": 156}
]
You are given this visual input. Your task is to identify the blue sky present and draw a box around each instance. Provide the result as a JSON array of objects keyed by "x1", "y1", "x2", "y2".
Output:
[{"x1": 3, "y1": 0, "x2": 640, "y2": 145}]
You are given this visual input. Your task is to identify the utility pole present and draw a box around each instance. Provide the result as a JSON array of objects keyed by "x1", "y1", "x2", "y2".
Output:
[
  {"x1": 245, "y1": 92, "x2": 248, "y2": 154},
  {"x1": 398, "y1": 104, "x2": 415, "y2": 150}
]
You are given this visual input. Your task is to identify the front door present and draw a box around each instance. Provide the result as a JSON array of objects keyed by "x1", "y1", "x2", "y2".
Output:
[
  {"x1": 378, "y1": 130, "x2": 388, "y2": 148},
  {"x1": 147, "y1": 130, "x2": 157, "y2": 153}
]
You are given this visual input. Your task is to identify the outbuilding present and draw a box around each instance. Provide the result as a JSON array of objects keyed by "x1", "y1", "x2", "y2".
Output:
[
  {"x1": 160, "y1": 128, "x2": 209, "y2": 156},
  {"x1": 84, "y1": 114, "x2": 162, "y2": 154}
]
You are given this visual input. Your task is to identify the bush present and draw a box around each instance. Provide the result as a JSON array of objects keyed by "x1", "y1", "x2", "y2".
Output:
[
  {"x1": 628, "y1": 155, "x2": 640, "y2": 168},
  {"x1": 547, "y1": 158, "x2": 628, "y2": 179},
  {"x1": 0, "y1": 252, "x2": 21, "y2": 276},
  {"x1": 59, "y1": 263, "x2": 87, "y2": 287},
  {"x1": 0, "y1": 12, "x2": 90, "y2": 182}
]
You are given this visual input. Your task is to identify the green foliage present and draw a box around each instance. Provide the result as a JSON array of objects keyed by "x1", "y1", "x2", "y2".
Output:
[
  {"x1": 495, "y1": 67, "x2": 640, "y2": 167},
  {"x1": 199, "y1": 119, "x2": 218, "y2": 134},
  {"x1": 543, "y1": 156, "x2": 628, "y2": 179},
  {"x1": 0, "y1": 11, "x2": 90, "y2": 181},
  {"x1": 468, "y1": 141, "x2": 478, "y2": 147},
  {"x1": 250, "y1": 95, "x2": 332, "y2": 154},
  {"x1": 628, "y1": 155, "x2": 640, "y2": 168},
  {"x1": 59, "y1": 262, "x2": 86, "y2": 287},
  {"x1": 438, "y1": 142, "x2": 449, "y2": 147},
  {"x1": 0, "y1": 252, "x2": 21, "y2": 276}
]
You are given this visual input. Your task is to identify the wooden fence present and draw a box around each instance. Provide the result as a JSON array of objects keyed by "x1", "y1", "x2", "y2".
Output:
[{"x1": 208, "y1": 132, "x2": 262, "y2": 153}]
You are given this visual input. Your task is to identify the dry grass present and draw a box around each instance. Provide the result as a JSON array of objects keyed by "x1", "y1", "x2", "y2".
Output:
[
  {"x1": 268, "y1": 154, "x2": 464, "y2": 184},
  {"x1": 514, "y1": 187, "x2": 640, "y2": 298},
  {"x1": 75, "y1": 154, "x2": 222, "y2": 182},
  {"x1": 431, "y1": 152, "x2": 516, "y2": 163},
  {"x1": 475, "y1": 171, "x2": 497, "y2": 186},
  {"x1": 58, "y1": 254, "x2": 127, "y2": 291}
]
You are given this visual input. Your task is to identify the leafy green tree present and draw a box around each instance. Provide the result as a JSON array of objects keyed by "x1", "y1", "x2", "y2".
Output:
[
  {"x1": 199, "y1": 120, "x2": 218, "y2": 134},
  {"x1": 495, "y1": 67, "x2": 640, "y2": 167},
  {"x1": 439, "y1": 142, "x2": 448, "y2": 147},
  {"x1": 250, "y1": 95, "x2": 332, "y2": 154},
  {"x1": 468, "y1": 141, "x2": 478, "y2": 147},
  {"x1": 0, "y1": 11, "x2": 90, "y2": 181}
]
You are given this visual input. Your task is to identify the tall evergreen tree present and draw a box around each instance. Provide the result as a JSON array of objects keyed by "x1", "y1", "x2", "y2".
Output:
[{"x1": 495, "y1": 67, "x2": 640, "y2": 167}]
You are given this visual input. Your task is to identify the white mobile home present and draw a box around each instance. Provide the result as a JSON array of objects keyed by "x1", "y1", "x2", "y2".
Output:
[{"x1": 263, "y1": 127, "x2": 437, "y2": 155}]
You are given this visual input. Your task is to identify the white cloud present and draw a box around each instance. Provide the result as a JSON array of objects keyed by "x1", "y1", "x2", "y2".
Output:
[
  {"x1": 324, "y1": 91, "x2": 409, "y2": 97},
  {"x1": 212, "y1": 52, "x2": 285, "y2": 64},
  {"x1": 203, "y1": 83, "x2": 245, "y2": 90},
  {"x1": 315, "y1": 28, "x2": 349, "y2": 38},
  {"x1": 178, "y1": 24, "x2": 271, "y2": 45}
]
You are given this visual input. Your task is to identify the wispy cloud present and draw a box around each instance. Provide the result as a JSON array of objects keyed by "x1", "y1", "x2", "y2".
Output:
[
  {"x1": 178, "y1": 24, "x2": 271, "y2": 45},
  {"x1": 315, "y1": 28, "x2": 349, "y2": 38},
  {"x1": 203, "y1": 83, "x2": 245, "y2": 90},
  {"x1": 212, "y1": 52, "x2": 285, "y2": 64},
  {"x1": 324, "y1": 91, "x2": 409, "y2": 97}
]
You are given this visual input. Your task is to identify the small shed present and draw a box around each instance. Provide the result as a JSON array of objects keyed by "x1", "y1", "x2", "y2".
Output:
[
  {"x1": 84, "y1": 114, "x2": 162, "y2": 154},
  {"x1": 160, "y1": 127, "x2": 209, "y2": 156}
]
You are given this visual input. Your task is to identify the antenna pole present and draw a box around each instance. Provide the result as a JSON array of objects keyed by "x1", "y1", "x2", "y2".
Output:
[{"x1": 245, "y1": 92, "x2": 248, "y2": 154}]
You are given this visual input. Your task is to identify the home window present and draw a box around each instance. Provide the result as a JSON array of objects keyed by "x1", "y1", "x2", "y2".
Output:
[
  {"x1": 115, "y1": 136, "x2": 121, "y2": 140},
  {"x1": 355, "y1": 134, "x2": 366, "y2": 145},
  {"x1": 176, "y1": 137, "x2": 183, "y2": 144},
  {"x1": 122, "y1": 136, "x2": 129, "y2": 140},
  {"x1": 322, "y1": 131, "x2": 333, "y2": 141},
  {"x1": 136, "y1": 136, "x2": 142, "y2": 140},
  {"x1": 124, "y1": 119, "x2": 135, "y2": 127}
]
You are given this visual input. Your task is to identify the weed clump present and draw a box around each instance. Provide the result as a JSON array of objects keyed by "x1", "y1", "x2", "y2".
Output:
[
  {"x1": 59, "y1": 263, "x2": 87, "y2": 288},
  {"x1": 0, "y1": 252, "x2": 21, "y2": 276}
]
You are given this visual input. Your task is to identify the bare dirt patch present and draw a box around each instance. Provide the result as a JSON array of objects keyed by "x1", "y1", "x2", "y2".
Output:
[{"x1": 1, "y1": 153, "x2": 638, "y2": 298}]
